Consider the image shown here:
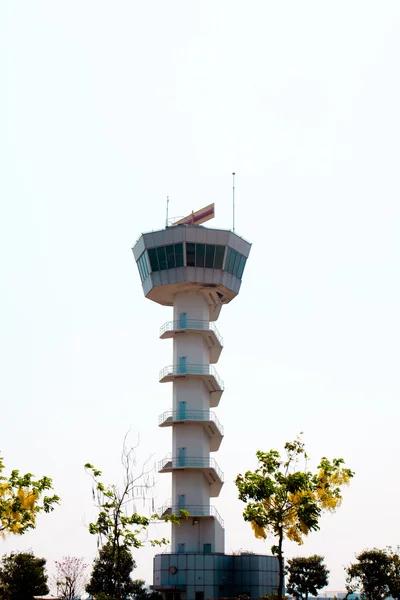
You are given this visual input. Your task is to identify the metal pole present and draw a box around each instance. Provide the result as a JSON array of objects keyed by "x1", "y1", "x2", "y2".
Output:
[
  {"x1": 166, "y1": 196, "x2": 169, "y2": 228},
  {"x1": 232, "y1": 172, "x2": 235, "y2": 232}
]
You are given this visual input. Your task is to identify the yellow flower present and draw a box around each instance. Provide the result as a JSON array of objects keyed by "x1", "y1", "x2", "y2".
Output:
[{"x1": 251, "y1": 522, "x2": 267, "y2": 539}]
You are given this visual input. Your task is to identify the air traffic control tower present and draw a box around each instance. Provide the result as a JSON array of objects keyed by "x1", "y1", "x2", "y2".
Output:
[{"x1": 133, "y1": 205, "x2": 279, "y2": 600}]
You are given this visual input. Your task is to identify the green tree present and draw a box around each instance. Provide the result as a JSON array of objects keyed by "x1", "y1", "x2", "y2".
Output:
[
  {"x1": 53, "y1": 556, "x2": 88, "y2": 600},
  {"x1": 85, "y1": 437, "x2": 187, "y2": 599},
  {"x1": 0, "y1": 551, "x2": 48, "y2": 600},
  {"x1": 346, "y1": 548, "x2": 400, "y2": 600},
  {"x1": 131, "y1": 579, "x2": 162, "y2": 600},
  {"x1": 0, "y1": 457, "x2": 59, "y2": 537},
  {"x1": 287, "y1": 555, "x2": 329, "y2": 600},
  {"x1": 235, "y1": 435, "x2": 354, "y2": 600},
  {"x1": 86, "y1": 541, "x2": 136, "y2": 600}
]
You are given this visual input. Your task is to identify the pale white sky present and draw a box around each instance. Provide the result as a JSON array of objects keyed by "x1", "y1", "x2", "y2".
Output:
[{"x1": 1, "y1": 1, "x2": 400, "y2": 591}]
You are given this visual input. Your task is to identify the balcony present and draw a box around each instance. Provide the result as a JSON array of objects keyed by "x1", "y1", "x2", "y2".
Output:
[
  {"x1": 160, "y1": 320, "x2": 223, "y2": 364},
  {"x1": 158, "y1": 454, "x2": 224, "y2": 497},
  {"x1": 158, "y1": 499, "x2": 224, "y2": 528},
  {"x1": 159, "y1": 364, "x2": 224, "y2": 407},
  {"x1": 159, "y1": 409, "x2": 224, "y2": 451}
]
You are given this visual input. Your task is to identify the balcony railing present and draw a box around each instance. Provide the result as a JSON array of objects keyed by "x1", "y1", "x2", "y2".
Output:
[
  {"x1": 160, "y1": 319, "x2": 224, "y2": 346},
  {"x1": 158, "y1": 454, "x2": 224, "y2": 482},
  {"x1": 158, "y1": 409, "x2": 224, "y2": 435},
  {"x1": 159, "y1": 364, "x2": 224, "y2": 390},
  {"x1": 158, "y1": 499, "x2": 224, "y2": 528}
]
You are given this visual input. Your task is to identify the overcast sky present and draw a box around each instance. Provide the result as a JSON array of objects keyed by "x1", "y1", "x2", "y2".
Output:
[{"x1": 1, "y1": 1, "x2": 400, "y2": 591}]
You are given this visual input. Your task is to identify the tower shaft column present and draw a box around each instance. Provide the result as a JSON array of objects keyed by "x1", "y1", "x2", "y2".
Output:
[{"x1": 171, "y1": 292, "x2": 223, "y2": 553}]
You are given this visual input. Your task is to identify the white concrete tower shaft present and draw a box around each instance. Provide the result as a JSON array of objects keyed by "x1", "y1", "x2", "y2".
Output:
[{"x1": 169, "y1": 291, "x2": 224, "y2": 553}]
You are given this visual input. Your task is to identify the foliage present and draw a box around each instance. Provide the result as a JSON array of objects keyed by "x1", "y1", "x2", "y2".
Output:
[
  {"x1": 86, "y1": 541, "x2": 136, "y2": 600},
  {"x1": 85, "y1": 437, "x2": 187, "y2": 551},
  {"x1": 0, "y1": 457, "x2": 60, "y2": 537},
  {"x1": 346, "y1": 547, "x2": 400, "y2": 600},
  {"x1": 53, "y1": 556, "x2": 88, "y2": 600},
  {"x1": 131, "y1": 579, "x2": 162, "y2": 600},
  {"x1": 0, "y1": 551, "x2": 48, "y2": 600},
  {"x1": 235, "y1": 435, "x2": 353, "y2": 600},
  {"x1": 287, "y1": 555, "x2": 329, "y2": 600},
  {"x1": 85, "y1": 436, "x2": 188, "y2": 599}
]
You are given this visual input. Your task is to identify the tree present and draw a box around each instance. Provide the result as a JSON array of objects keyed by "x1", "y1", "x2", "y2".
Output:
[
  {"x1": 287, "y1": 555, "x2": 329, "y2": 600},
  {"x1": 346, "y1": 548, "x2": 400, "y2": 600},
  {"x1": 85, "y1": 436, "x2": 187, "y2": 599},
  {"x1": 53, "y1": 556, "x2": 88, "y2": 600},
  {"x1": 0, "y1": 457, "x2": 60, "y2": 537},
  {"x1": 0, "y1": 551, "x2": 48, "y2": 600},
  {"x1": 86, "y1": 541, "x2": 136, "y2": 600},
  {"x1": 131, "y1": 579, "x2": 162, "y2": 600},
  {"x1": 235, "y1": 435, "x2": 354, "y2": 600}
]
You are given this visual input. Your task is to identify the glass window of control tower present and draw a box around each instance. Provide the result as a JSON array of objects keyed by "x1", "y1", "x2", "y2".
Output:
[
  {"x1": 186, "y1": 243, "x2": 225, "y2": 269},
  {"x1": 143, "y1": 241, "x2": 247, "y2": 279},
  {"x1": 147, "y1": 243, "x2": 184, "y2": 272}
]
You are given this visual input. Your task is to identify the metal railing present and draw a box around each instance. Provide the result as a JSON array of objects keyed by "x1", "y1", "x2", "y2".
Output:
[
  {"x1": 158, "y1": 454, "x2": 224, "y2": 482},
  {"x1": 160, "y1": 319, "x2": 223, "y2": 346},
  {"x1": 157, "y1": 500, "x2": 224, "y2": 528},
  {"x1": 158, "y1": 409, "x2": 224, "y2": 435},
  {"x1": 159, "y1": 364, "x2": 224, "y2": 390}
]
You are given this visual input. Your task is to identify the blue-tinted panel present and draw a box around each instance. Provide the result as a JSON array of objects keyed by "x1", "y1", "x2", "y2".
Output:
[
  {"x1": 195, "y1": 554, "x2": 204, "y2": 569},
  {"x1": 157, "y1": 246, "x2": 167, "y2": 270},
  {"x1": 175, "y1": 243, "x2": 184, "y2": 267},
  {"x1": 177, "y1": 553, "x2": 187, "y2": 569},
  {"x1": 242, "y1": 570, "x2": 250, "y2": 585},
  {"x1": 225, "y1": 247, "x2": 233, "y2": 273},
  {"x1": 204, "y1": 554, "x2": 213, "y2": 568},
  {"x1": 186, "y1": 243, "x2": 195, "y2": 267},
  {"x1": 203, "y1": 543, "x2": 212, "y2": 554},
  {"x1": 137, "y1": 257, "x2": 144, "y2": 281},
  {"x1": 233, "y1": 250, "x2": 241, "y2": 277},
  {"x1": 176, "y1": 570, "x2": 186, "y2": 586},
  {"x1": 166, "y1": 244, "x2": 175, "y2": 269},
  {"x1": 204, "y1": 571, "x2": 213, "y2": 585},
  {"x1": 187, "y1": 570, "x2": 195, "y2": 584},
  {"x1": 187, "y1": 554, "x2": 195, "y2": 569},
  {"x1": 139, "y1": 254, "x2": 147, "y2": 280},
  {"x1": 196, "y1": 243, "x2": 205, "y2": 267},
  {"x1": 148, "y1": 247, "x2": 159, "y2": 272},
  {"x1": 154, "y1": 555, "x2": 162, "y2": 569},
  {"x1": 237, "y1": 254, "x2": 246, "y2": 279},
  {"x1": 214, "y1": 245, "x2": 225, "y2": 269},
  {"x1": 141, "y1": 253, "x2": 149, "y2": 279},
  {"x1": 228, "y1": 248, "x2": 236, "y2": 274},
  {"x1": 205, "y1": 244, "x2": 215, "y2": 268},
  {"x1": 160, "y1": 554, "x2": 170, "y2": 570}
]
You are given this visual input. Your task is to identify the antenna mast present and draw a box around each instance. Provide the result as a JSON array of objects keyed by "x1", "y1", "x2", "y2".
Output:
[
  {"x1": 232, "y1": 172, "x2": 235, "y2": 232},
  {"x1": 166, "y1": 196, "x2": 169, "y2": 228}
]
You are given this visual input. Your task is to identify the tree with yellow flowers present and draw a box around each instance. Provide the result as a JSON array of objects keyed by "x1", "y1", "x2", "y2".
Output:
[
  {"x1": 0, "y1": 456, "x2": 59, "y2": 537},
  {"x1": 235, "y1": 436, "x2": 354, "y2": 600}
]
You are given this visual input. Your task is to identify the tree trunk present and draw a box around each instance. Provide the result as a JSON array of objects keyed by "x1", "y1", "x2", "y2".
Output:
[{"x1": 277, "y1": 529, "x2": 284, "y2": 600}]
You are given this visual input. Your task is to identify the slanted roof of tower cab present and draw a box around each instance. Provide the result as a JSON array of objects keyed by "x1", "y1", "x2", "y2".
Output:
[{"x1": 132, "y1": 225, "x2": 251, "y2": 317}]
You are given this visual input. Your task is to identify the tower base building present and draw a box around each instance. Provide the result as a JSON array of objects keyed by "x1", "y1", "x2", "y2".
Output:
[{"x1": 133, "y1": 220, "x2": 279, "y2": 600}]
